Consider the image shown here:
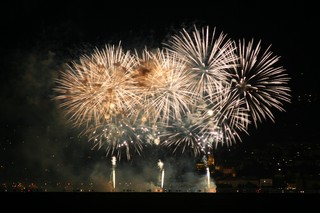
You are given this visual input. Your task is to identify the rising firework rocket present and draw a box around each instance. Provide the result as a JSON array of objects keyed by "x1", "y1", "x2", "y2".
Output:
[
  {"x1": 157, "y1": 159, "x2": 164, "y2": 189},
  {"x1": 111, "y1": 156, "x2": 116, "y2": 191},
  {"x1": 206, "y1": 167, "x2": 211, "y2": 189},
  {"x1": 202, "y1": 155, "x2": 211, "y2": 189}
]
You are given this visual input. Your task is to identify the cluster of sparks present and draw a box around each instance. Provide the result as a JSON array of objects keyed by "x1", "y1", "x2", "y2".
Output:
[{"x1": 54, "y1": 25, "x2": 291, "y2": 160}]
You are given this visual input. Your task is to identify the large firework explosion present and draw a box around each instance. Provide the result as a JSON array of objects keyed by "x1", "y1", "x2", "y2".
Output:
[{"x1": 53, "y1": 25, "x2": 291, "y2": 160}]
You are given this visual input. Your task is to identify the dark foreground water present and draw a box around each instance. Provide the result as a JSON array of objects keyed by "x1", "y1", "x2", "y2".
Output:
[{"x1": 1, "y1": 192, "x2": 318, "y2": 212}]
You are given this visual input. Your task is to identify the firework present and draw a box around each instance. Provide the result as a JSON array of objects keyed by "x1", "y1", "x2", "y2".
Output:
[
  {"x1": 227, "y1": 39, "x2": 291, "y2": 127},
  {"x1": 54, "y1": 43, "x2": 141, "y2": 128},
  {"x1": 53, "y1": 25, "x2": 291, "y2": 159},
  {"x1": 133, "y1": 48, "x2": 196, "y2": 124},
  {"x1": 54, "y1": 43, "x2": 149, "y2": 159},
  {"x1": 164, "y1": 25, "x2": 237, "y2": 99},
  {"x1": 159, "y1": 87, "x2": 249, "y2": 155},
  {"x1": 198, "y1": 84, "x2": 250, "y2": 146},
  {"x1": 159, "y1": 112, "x2": 208, "y2": 156},
  {"x1": 82, "y1": 114, "x2": 151, "y2": 160}
]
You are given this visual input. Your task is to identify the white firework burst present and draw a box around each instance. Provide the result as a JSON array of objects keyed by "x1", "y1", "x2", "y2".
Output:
[
  {"x1": 133, "y1": 48, "x2": 196, "y2": 124},
  {"x1": 54, "y1": 43, "x2": 142, "y2": 127},
  {"x1": 164, "y1": 25, "x2": 237, "y2": 99},
  {"x1": 228, "y1": 39, "x2": 291, "y2": 127}
]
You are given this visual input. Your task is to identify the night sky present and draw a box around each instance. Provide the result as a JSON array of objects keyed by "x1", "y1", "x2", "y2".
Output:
[{"x1": 0, "y1": 1, "x2": 318, "y2": 188}]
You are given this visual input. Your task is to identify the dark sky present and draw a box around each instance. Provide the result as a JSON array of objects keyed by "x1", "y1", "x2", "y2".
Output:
[{"x1": 0, "y1": 1, "x2": 318, "y2": 185}]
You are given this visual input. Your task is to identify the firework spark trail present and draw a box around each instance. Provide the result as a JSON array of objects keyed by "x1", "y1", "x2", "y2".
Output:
[{"x1": 228, "y1": 39, "x2": 291, "y2": 127}]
